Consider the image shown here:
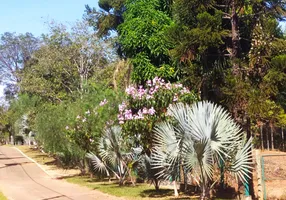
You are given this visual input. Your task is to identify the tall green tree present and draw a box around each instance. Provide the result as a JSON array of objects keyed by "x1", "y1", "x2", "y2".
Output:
[
  {"x1": 118, "y1": 0, "x2": 175, "y2": 83},
  {"x1": 0, "y1": 32, "x2": 40, "y2": 100},
  {"x1": 19, "y1": 21, "x2": 111, "y2": 102},
  {"x1": 85, "y1": 0, "x2": 126, "y2": 37},
  {"x1": 85, "y1": 0, "x2": 177, "y2": 84}
]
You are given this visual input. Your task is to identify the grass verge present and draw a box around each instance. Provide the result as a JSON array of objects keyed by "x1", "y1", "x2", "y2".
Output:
[
  {"x1": 15, "y1": 145, "x2": 80, "y2": 178},
  {"x1": 65, "y1": 176, "x2": 195, "y2": 200},
  {"x1": 16, "y1": 145, "x2": 55, "y2": 165}
]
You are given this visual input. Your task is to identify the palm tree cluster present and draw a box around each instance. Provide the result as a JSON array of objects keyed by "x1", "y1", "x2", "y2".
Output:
[{"x1": 151, "y1": 101, "x2": 253, "y2": 199}]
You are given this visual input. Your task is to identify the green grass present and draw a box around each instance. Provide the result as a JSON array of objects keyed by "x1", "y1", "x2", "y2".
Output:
[
  {"x1": 65, "y1": 176, "x2": 195, "y2": 200},
  {"x1": 0, "y1": 192, "x2": 7, "y2": 200}
]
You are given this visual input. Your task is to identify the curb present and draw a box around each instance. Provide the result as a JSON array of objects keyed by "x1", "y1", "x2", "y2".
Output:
[{"x1": 13, "y1": 147, "x2": 52, "y2": 177}]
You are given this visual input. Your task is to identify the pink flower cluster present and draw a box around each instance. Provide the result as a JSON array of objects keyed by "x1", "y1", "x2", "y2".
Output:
[
  {"x1": 125, "y1": 77, "x2": 190, "y2": 100},
  {"x1": 118, "y1": 105, "x2": 156, "y2": 124},
  {"x1": 99, "y1": 99, "x2": 108, "y2": 106},
  {"x1": 118, "y1": 77, "x2": 191, "y2": 125},
  {"x1": 126, "y1": 85, "x2": 148, "y2": 99}
]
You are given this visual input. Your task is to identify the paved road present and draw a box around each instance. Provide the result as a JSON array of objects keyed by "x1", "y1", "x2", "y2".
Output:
[{"x1": 0, "y1": 146, "x2": 122, "y2": 200}]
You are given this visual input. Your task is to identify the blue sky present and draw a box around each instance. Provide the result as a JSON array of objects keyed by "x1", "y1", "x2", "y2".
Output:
[{"x1": 0, "y1": 0, "x2": 98, "y2": 36}]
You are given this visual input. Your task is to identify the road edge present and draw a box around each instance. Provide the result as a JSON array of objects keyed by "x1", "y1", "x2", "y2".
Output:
[{"x1": 13, "y1": 147, "x2": 52, "y2": 177}]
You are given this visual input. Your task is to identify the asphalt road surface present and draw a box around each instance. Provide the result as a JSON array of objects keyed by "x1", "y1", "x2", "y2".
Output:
[{"x1": 0, "y1": 146, "x2": 122, "y2": 200}]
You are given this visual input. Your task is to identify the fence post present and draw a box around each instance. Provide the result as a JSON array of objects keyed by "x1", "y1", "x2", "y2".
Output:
[{"x1": 261, "y1": 156, "x2": 267, "y2": 200}]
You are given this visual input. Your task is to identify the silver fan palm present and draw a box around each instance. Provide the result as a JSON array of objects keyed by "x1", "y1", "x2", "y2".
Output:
[
  {"x1": 152, "y1": 101, "x2": 253, "y2": 199},
  {"x1": 87, "y1": 126, "x2": 141, "y2": 186}
]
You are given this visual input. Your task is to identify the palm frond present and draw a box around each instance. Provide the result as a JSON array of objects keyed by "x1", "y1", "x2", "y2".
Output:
[
  {"x1": 188, "y1": 101, "x2": 244, "y2": 159},
  {"x1": 153, "y1": 122, "x2": 179, "y2": 155},
  {"x1": 167, "y1": 103, "x2": 192, "y2": 138},
  {"x1": 86, "y1": 152, "x2": 110, "y2": 176},
  {"x1": 99, "y1": 126, "x2": 123, "y2": 168},
  {"x1": 229, "y1": 137, "x2": 253, "y2": 183},
  {"x1": 152, "y1": 122, "x2": 182, "y2": 180}
]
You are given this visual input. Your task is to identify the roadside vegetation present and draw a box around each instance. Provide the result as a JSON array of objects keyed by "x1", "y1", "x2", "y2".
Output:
[{"x1": 0, "y1": 0, "x2": 286, "y2": 199}]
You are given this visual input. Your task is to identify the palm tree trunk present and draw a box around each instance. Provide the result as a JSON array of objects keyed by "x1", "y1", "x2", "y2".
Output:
[
  {"x1": 231, "y1": 0, "x2": 241, "y2": 76},
  {"x1": 173, "y1": 181, "x2": 178, "y2": 197},
  {"x1": 184, "y1": 169, "x2": 188, "y2": 192},
  {"x1": 128, "y1": 169, "x2": 136, "y2": 186},
  {"x1": 80, "y1": 159, "x2": 86, "y2": 175},
  {"x1": 154, "y1": 178, "x2": 160, "y2": 191},
  {"x1": 119, "y1": 178, "x2": 124, "y2": 186},
  {"x1": 219, "y1": 158, "x2": 224, "y2": 189},
  {"x1": 199, "y1": 163, "x2": 210, "y2": 200}
]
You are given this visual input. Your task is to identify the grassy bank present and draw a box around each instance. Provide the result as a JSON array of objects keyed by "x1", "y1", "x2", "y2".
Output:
[
  {"x1": 65, "y1": 176, "x2": 195, "y2": 200},
  {"x1": 16, "y1": 145, "x2": 55, "y2": 165},
  {"x1": 15, "y1": 145, "x2": 80, "y2": 178}
]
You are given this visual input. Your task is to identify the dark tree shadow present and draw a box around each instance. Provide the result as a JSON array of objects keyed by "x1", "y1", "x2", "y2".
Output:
[
  {"x1": 213, "y1": 186, "x2": 238, "y2": 199},
  {"x1": 139, "y1": 188, "x2": 174, "y2": 198}
]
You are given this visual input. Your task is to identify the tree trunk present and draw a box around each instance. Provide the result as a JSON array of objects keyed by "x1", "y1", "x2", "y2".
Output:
[
  {"x1": 179, "y1": 164, "x2": 188, "y2": 192},
  {"x1": 230, "y1": 0, "x2": 241, "y2": 76},
  {"x1": 267, "y1": 126, "x2": 270, "y2": 151},
  {"x1": 80, "y1": 159, "x2": 86, "y2": 175},
  {"x1": 219, "y1": 158, "x2": 224, "y2": 189},
  {"x1": 200, "y1": 184, "x2": 211, "y2": 200},
  {"x1": 271, "y1": 125, "x2": 274, "y2": 151},
  {"x1": 184, "y1": 169, "x2": 188, "y2": 192},
  {"x1": 129, "y1": 169, "x2": 136, "y2": 186},
  {"x1": 119, "y1": 178, "x2": 124, "y2": 186},
  {"x1": 199, "y1": 163, "x2": 210, "y2": 200},
  {"x1": 113, "y1": 62, "x2": 119, "y2": 92},
  {"x1": 282, "y1": 127, "x2": 284, "y2": 150},
  {"x1": 261, "y1": 124, "x2": 264, "y2": 150},
  {"x1": 80, "y1": 74, "x2": 84, "y2": 99}
]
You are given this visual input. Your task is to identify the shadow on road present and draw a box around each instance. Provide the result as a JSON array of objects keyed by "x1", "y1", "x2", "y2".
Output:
[{"x1": 0, "y1": 161, "x2": 33, "y2": 169}]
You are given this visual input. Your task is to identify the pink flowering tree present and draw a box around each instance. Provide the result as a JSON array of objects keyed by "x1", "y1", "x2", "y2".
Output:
[
  {"x1": 65, "y1": 98, "x2": 116, "y2": 154},
  {"x1": 63, "y1": 89, "x2": 122, "y2": 173},
  {"x1": 118, "y1": 77, "x2": 198, "y2": 153}
]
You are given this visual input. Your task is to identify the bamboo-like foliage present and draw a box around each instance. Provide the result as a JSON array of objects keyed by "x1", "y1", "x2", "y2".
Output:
[{"x1": 152, "y1": 101, "x2": 253, "y2": 198}]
